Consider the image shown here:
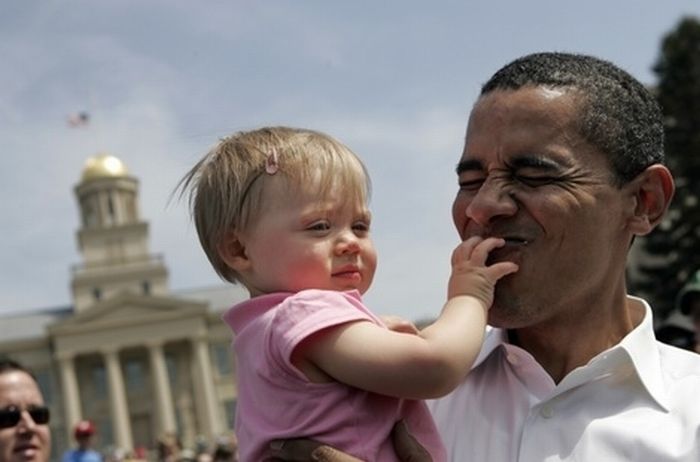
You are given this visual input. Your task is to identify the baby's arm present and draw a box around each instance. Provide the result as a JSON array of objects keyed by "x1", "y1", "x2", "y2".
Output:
[{"x1": 294, "y1": 236, "x2": 517, "y2": 399}]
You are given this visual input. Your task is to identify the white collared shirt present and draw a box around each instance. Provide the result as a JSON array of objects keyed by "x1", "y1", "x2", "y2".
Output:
[{"x1": 428, "y1": 297, "x2": 700, "y2": 461}]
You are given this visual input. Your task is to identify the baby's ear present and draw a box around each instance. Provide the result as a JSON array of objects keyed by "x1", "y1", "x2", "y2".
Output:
[
  {"x1": 626, "y1": 164, "x2": 675, "y2": 236},
  {"x1": 217, "y1": 231, "x2": 251, "y2": 272}
]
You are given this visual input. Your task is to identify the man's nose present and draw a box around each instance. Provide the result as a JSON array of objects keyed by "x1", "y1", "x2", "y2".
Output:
[
  {"x1": 16, "y1": 410, "x2": 38, "y2": 433},
  {"x1": 465, "y1": 178, "x2": 517, "y2": 226}
]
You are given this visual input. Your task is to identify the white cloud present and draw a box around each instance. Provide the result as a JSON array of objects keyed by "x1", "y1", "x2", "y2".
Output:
[{"x1": 1, "y1": 0, "x2": 699, "y2": 320}]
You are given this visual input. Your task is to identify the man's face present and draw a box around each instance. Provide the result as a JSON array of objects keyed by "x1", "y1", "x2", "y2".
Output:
[
  {"x1": 0, "y1": 371, "x2": 51, "y2": 462},
  {"x1": 452, "y1": 87, "x2": 634, "y2": 328}
]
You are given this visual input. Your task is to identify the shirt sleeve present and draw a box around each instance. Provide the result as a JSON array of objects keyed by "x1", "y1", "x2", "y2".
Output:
[{"x1": 266, "y1": 290, "x2": 377, "y2": 379}]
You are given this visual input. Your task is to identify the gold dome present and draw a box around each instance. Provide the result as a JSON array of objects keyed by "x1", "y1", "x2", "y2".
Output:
[{"x1": 80, "y1": 153, "x2": 129, "y2": 182}]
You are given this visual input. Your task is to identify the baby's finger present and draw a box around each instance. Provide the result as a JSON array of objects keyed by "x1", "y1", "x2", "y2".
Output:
[
  {"x1": 469, "y1": 237, "x2": 506, "y2": 264},
  {"x1": 451, "y1": 236, "x2": 483, "y2": 265},
  {"x1": 485, "y1": 261, "x2": 519, "y2": 280}
]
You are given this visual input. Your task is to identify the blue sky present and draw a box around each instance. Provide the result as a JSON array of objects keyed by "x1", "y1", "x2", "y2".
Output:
[{"x1": 1, "y1": 1, "x2": 698, "y2": 322}]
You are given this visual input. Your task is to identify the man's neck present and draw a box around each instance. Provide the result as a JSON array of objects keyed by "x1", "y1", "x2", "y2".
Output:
[{"x1": 508, "y1": 296, "x2": 645, "y2": 383}]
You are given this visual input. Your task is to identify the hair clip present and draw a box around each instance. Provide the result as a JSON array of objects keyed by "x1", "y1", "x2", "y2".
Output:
[{"x1": 265, "y1": 149, "x2": 279, "y2": 175}]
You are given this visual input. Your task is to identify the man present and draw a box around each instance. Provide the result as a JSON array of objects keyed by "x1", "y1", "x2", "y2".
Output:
[
  {"x1": 0, "y1": 359, "x2": 51, "y2": 462},
  {"x1": 268, "y1": 52, "x2": 700, "y2": 461},
  {"x1": 61, "y1": 420, "x2": 102, "y2": 462}
]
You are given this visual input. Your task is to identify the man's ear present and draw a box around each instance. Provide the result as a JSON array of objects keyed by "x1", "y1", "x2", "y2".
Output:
[
  {"x1": 217, "y1": 231, "x2": 251, "y2": 272},
  {"x1": 626, "y1": 164, "x2": 675, "y2": 236}
]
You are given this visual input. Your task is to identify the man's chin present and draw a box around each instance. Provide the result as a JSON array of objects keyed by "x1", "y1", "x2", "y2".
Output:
[
  {"x1": 12, "y1": 448, "x2": 48, "y2": 462},
  {"x1": 487, "y1": 300, "x2": 530, "y2": 330}
]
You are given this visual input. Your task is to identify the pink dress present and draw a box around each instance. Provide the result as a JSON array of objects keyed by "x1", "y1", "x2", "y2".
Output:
[{"x1": 222, "y1": 289, "x2": 446, "y2": 462}]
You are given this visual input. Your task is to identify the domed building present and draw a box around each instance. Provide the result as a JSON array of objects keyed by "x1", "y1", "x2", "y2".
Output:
[{"x1": 0, "y1": 154, "x2": 246, "y2": 460}]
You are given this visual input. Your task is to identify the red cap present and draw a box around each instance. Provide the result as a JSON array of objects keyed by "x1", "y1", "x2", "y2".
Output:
[{"x1": 74, "y1": 420, "x2": 96, "y2": 438}]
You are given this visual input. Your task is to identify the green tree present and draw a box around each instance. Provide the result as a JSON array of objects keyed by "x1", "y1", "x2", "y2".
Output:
[{"x1": 630, "y1": 16, "x2": 700, "y2": 319}]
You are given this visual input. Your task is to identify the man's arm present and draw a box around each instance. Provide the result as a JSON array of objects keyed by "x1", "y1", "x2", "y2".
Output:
[
  {"x1": 266, "y1": 422, "x2": 431, "y2": 462},
  {"x1": 265, "y1": 439, "x2": 363, "y2": 461}
]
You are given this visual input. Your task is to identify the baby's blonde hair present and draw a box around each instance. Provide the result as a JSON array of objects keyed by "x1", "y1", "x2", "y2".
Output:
[{"x1": 178, "y1": 126, "x2": 371, "y2": 284}]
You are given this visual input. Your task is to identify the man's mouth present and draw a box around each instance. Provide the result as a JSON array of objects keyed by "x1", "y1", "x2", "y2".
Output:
[
  {"x1": 14, "y1": 443, "x2": 39, "y2": 459},
  {"x1": 487, "y1": 236, "x2": 529, "y2": 264},
  {"x1": 503, "y1": 237, "x2": 529, "y2": 246}
]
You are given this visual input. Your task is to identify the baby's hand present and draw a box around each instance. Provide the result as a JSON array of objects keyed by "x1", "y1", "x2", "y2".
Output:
[{"x1": 447, "y1": 236, "x2": 519, "y2": 307}]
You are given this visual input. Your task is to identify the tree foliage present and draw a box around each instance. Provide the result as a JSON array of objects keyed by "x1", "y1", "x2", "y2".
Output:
[{"x1": 630, "y1": 16, "x2": 700, "y2": 318}]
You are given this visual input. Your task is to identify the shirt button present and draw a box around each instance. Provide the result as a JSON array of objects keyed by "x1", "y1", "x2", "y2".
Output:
[
  {"x1": 540, "y1": 405, "x2": 554, "y2": 419},
  {"x1": 507, "y1": 353, "x2": 519, "y2": 365}
]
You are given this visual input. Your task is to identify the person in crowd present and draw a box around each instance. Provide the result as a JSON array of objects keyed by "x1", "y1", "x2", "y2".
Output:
[
  {"x1": 156, "y1": 432, "x2": 181, "y2": 462},
  {"x1": 211, "y1": 434, "x2": 238, "y2": 462},
  {"x1": 267, "y1": 52, "x2": 700, "y2": 461},
  {"x1": 61, "y1": 420, "x2": 103, "y2": 462},
  {"x1": 178, "y1": 126, "x2": 517, "y2": 461},
  {"x1": 0, "y1": 359, "x2": 51, "y2": 462},
  {"x1": 678, "y1": 269, "x2": 700, "y2": 353}
]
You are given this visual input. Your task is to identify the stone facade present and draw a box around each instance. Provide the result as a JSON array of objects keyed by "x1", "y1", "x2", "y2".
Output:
[{"x1": 0, "y1": 154, "x2": 246, "y2": 460}]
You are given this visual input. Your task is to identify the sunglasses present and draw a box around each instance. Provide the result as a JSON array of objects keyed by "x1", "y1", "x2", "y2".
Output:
[{"x1": 0, "y1": 406, "x2": 50, "y2": 429}]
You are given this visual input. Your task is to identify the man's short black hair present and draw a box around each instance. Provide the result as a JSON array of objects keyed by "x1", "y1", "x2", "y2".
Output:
[
  {"x1": 481, "y1": 52, "x2": 665, "y2": 186},
  {"x1": 0, "y1": 357, "x2": 37, "y2": 382}
]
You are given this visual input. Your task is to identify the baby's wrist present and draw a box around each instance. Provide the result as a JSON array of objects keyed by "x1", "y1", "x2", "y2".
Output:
[{"x1": 446, "y1": 293, "x2": 489, "y2": 309}]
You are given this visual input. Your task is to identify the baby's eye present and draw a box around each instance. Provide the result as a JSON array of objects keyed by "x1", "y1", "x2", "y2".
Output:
[
  {"x1": 307, "y1": 221, "x2": 331, "y2": 231},
  {"x1": 353, "y1": 221, "x2": 370, "y2": 233}
]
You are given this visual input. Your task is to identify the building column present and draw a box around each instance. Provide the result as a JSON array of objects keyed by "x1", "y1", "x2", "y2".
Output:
[
  {"x1": 190, "y1": 336, "x2": 222, "y2": 438},
  {"x1": 103, "y1": 348, "x2": 133, "y2": 451},
  {"x1": 147, "y1": 341, "x2": 177, "y2": 436},
  {"x1": 57, "y1": 353, "x2": 82, "y2": 442}
]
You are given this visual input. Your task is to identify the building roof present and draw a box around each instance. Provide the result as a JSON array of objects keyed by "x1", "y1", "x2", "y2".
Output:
[
  {"x1": 80, "y1": 153, "x2": 130, "y2": 182},
  {"x1": 0, "y1": 306, "x2": 72, "y2": 342},
  {"x1": 0, "y1": 285, "x2": 248, "y2": 344},
  {"x1": 174, "y1": 284, "x2": 249, "y2": 312}
]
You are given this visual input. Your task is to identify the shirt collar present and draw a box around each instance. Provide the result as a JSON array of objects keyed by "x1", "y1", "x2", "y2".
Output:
[
  {"x1": 473, "y1": 297, "x2": 670, "y2": 411},
  {"x1": 616, "y1": 296, "x2": 671, "y2": 411},
  {"x1": 472, "y1": 326, "x2": 508, "y2": 369}
]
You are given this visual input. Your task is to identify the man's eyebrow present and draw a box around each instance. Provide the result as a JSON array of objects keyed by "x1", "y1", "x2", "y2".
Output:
[
  {"x1": 507, "y1": 155, "x2": 563, "y2": 171},
  {"x1": 455, "y1": 158, "x2": 483, "y2": 174},
  {"x1": 456, "y1": 155, "x2": 564, "y2": 174}
]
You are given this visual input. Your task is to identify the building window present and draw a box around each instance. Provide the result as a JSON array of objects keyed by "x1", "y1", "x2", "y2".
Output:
[
  {"x1": 92, "y1": 365, "x2": 107, "y2": 399},
  {"x1": 165, "y1": 353, "x2": 178, "y2": 384},
  {"x1": 82, "y1": 198, "x2": 98, "y2": 228},
  {"x1": 98, "y1": 418, "x2": 114, "y2": 447},
  {"x1": 34, "y1": 369, "x2": 53, "y2": 405},
  {"x1": 106, "y1": 194, "x2": 116, "y2": 224},
  {"x1": 92, "y1": 287, "x2": 102, "y2": 301},
  {"x1": 51, "y1": 426, "x2": 67, "y2": 462},
  {"x1": 211, "y1": 343, "x2": 233, "y2": 376},
  {"x1": 125, "y1": 194, "x2": 137, "y2": 222},
  {"x1": 223, "y1": 399, "x2": 237, "y2": 430},
  {"x1": 142, "y1": 281, "x2": 151, "y2": 295},
  {"x1": 125, "y1": 359, "x2": 145, "y2": 391}
]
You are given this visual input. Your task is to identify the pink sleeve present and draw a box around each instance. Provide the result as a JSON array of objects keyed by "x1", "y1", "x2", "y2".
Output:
[{"x1": 266, "y1": 290, "x2": 376, "y2": 379}]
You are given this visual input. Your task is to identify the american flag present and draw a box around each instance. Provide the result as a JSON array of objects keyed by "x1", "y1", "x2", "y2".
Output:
[{"x1": 67, "y1": 111, "x2": 90, "y2": 127}]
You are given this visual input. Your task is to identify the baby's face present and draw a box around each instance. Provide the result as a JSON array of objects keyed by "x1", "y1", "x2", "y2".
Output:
[{"x1": 238, "y1": 177, "x2": 377, "y2": 297}]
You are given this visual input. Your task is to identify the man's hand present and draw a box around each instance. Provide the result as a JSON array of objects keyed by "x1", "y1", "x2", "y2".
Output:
[
  {"x1": 392, "y1": 421, "x2": 433, "y2": 462},
  {"x1": 265, "y1": 421, "x2": 432, "y2": 462},
  {"x1": 266, "y1": 420, "x2": 433, "y2": 462},
  {"x1": 266, "y1": 439, "x2": 364, "y2": 462}
]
